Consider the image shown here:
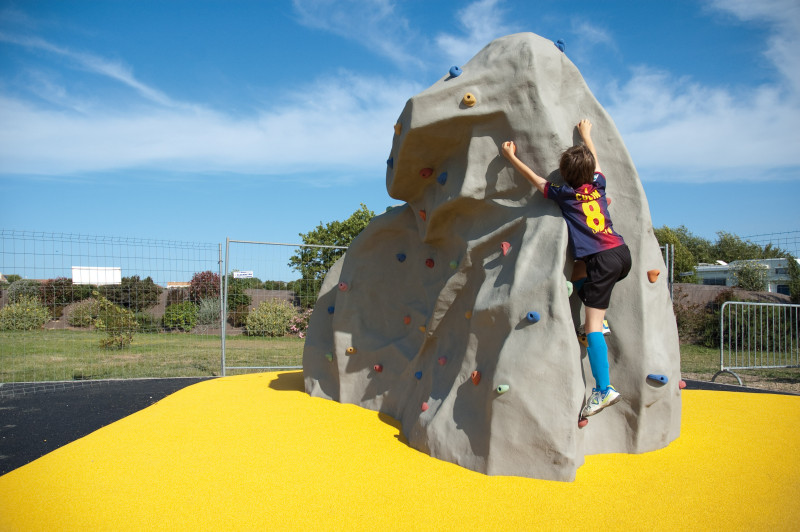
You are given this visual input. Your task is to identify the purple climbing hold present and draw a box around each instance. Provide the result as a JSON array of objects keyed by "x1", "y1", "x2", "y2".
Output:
[
  {"x1": 437, "y1": 172, "x2": 448, "y2": 185},
  {"x1": 449, "y1": 65, "x2": 462, "y2": 77},
  {"x1": 555, "y1": 39, "x2": 566, "y2": 52}
]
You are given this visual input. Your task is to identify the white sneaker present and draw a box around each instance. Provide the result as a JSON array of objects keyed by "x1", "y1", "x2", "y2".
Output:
[{"x1": 582, "y1": 386, "x2": 621, "y2": 417}]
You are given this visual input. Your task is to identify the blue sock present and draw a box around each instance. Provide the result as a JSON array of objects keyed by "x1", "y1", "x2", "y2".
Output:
[
  {"x1": 586, "y1": 331, "x2": 610, "y2": 390},
  {"x1": 573, "y1": 277, "x2": 587, "y2": 292}
]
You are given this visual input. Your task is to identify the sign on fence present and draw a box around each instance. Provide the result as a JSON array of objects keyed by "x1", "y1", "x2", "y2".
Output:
[{"x1": 233, "y1": 270, "x2": 254, "y2": 279}]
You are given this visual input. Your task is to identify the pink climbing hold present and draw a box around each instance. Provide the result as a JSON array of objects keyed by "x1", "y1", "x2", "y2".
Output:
[
  {"x1": 501, "y1": 241, "x2": 511, "y2": 256},
  {"x1": 422, "y1": 402, "x2": 429, "y2": 412},
  {"x1": 578, "y1": 418, "x2": 588, "y2": 428},
  {"x1": 338, "y1": 282, "x2": 348, "y2": 291},
  {"x1": 374, "y1": 364, "x2": 383, "y2": 372},
  {"x1": 679, "y1": 380, "x2": 687, "y2": 390},
  {"x1": 438, "y1": 356, "x2": 447, "y2": 366},
  {"x1": 419, "y1": 210, "x2": 427, "y2": 221},
  {"x1": 420, "y1": 168, "x2": 433, "y2": 179},
  {"x1": 425, "y1": 258, "x2": 435, "y2": 268}
]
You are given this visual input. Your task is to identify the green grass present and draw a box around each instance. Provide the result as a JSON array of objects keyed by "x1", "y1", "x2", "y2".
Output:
[
  {"x1": 679, "y1": 342, "x2": 800, "y2": 386},
  {"x1": 0, "y1": 329, "x2": 304, "y2": 382}
]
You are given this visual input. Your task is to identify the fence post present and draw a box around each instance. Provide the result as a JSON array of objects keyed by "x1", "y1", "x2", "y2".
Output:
[
  {"x1": 219, "y1": 242, "x2": 225, "y2": 378},
  {"x1": 221, "y1": 238, "x2": 230, "y2": 377}
]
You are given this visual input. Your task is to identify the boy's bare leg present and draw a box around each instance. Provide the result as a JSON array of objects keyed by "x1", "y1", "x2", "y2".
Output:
[
  {"x1": 584, "y1": 306, "x2": 606, "y2": 334},
  {"x1": 571, "y1": 260, "x2": 586, "y2": 281}
]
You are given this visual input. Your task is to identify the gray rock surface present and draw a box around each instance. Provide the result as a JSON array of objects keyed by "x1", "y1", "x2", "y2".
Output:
[{"x1": 303, "y1": 32, "x2": 681, "y2": 481}]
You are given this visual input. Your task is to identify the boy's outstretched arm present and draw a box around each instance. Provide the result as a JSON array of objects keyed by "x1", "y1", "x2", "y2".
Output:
[
  {"x1": 501, "y1": 141, "x2": 548, "y2": 194},
  {"x1": 577, "y1": 119, "x2": 602, "y2": 174}
]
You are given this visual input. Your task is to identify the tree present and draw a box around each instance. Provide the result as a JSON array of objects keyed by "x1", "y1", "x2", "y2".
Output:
[
  {"x1": 289, "y1": 203, "x2": 376, "y2": 307},
  {"x1": 653, "y1": 226, "x2": 699, "y2": 282},
  {"x1": 711, "y1": 231, "x2": 768, "y2": 263},
  {"x1": 731, "y1": 261, "x2": 769, "y2": 291},
  {"x1": 100, "y1": 276, "x2": 163, "y2": 312}
]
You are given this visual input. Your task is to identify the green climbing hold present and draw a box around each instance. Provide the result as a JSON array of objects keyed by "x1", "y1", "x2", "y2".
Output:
[
  {"x1": 566, "y1": 281, "x2": 573, "y2": 297},
  {"x1": 496, "y1": 384, "x2": 510, "y2": 394}
]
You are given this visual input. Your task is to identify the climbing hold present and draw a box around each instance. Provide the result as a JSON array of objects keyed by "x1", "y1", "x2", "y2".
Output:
[
  {"x1": 338, "y1": 282, "x2": 348, "y2": 292},
  {"x1": 420, "y1": 168, "x2": 433, "y2": 179},
  {"x1": 325, "y1": 353, "x2": 333, "y2": 362},
  {"x1": 679, "y1": 380, "x2": 687, "y2": 390},
  {"x1": 437, "y1": 172, "x2": 448, "y2": 185},
  {"x1": 566, "y1": 281, "x2": 574, "y2": 297},
  {"x1": 419, "y1": 325, "x2": 426, "y2": 333},
  {"x1": 425, "y1": 258, "x2": 435, "y2": 268},
  {"x1": 419, "y1": 210, "x2": 427, "y2": 221},
  {"x1": 471, "y1": 371, "x2": 481, "y2": 385},
  {"x1": 387, "y1": 157, "x2": 393, "y2": 169},
  {"x1": 526, "y1": 311, "x2": 541, "y2": 323},
  {"x1": 415, "y1": 371, "x2": 423, "y2": 380},
  {"x1": 438, "y1": 356, "x2": 447, "y2": 366},
  {"x1": 421, "y1": 402, "x2": 429, "y2": 412},
  {"x1": 449, "y1": 65, "x2": 462, "y2": 77},
  {"x1": 647, "y1": 374, "x2": 669, "y2": 385},
  {"x1": 396, "y1": 253, "x2": 406, "y2": 262},
  {"x1": 578, "y1": 418, "x2": 588, "y2": 428},
  {"x1": 496, "y1": 384, "x2": 510, "y2": 394},
  {"x1": 394, "y1": 122, "x2": 402, "y2": 135},
  {"x1": 462, "y1": 93, "x2": 476, "y2": 107},
  {"x1": 555, "y1": 39, "x2": 566, "y2": 52},
  {"x1": 374, "y1": 364, "x2": 383, "y2": 373},
  {"x1": 501, "y1": 241, "x2": 511, "y2": 256},
  {"x1": 403, "y1": 315, "x2": 411, "y2": 325},
  {"x1": 449, "y1": 260, "x2": 458, "y2": 269},
  {"x1": 465, "y1": 310, "x2": 472, "y2": 319},
  {"x1": 647, "y1": 269, "x2": 660, "y2": 283},
  {"x1": 346, "y1": 347, "x2": 357, "y2": 355},
  {"x1": 327, "y1": 306, "x2": 335, "y2": 314}
]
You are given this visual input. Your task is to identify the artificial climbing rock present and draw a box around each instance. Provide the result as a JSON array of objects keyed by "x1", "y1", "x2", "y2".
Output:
[{"x1": 303, "y1": 32, "x2": 680, "y2": 482}]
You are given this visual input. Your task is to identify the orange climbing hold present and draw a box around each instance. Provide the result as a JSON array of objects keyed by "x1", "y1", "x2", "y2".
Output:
[
  {"x1": 679, "y1": 380, "x2": 687, "y2": 390},
  {"x1": 501, "y1": 241, "x2": 511, "y2": 256},
  {"x1": 419, "y1": 210, "x2": 427, "y2": 221},
  {"x1": 647, "y1": 269, "x2": 660, "y2": 283},
  {"x1": 420, "y1": 168, "x2": 433, "y2": 179},
  {"x1": 394, "y1": 122, "x2": 402, "y2": 135},
  {"x1": 465, "y1": 311, "x2": 472, "y2": 319},
  {"x1": 419, "y1": 325, "x2": 426, "y2": 333},
  {"x1": 471, "y1": 371, "x2": 481, "y2": 385}
]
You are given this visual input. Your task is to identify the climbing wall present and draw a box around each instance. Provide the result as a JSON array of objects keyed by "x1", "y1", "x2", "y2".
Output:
[{"x1": 303, "y1": 32, "x2": 682, "y2": 482}]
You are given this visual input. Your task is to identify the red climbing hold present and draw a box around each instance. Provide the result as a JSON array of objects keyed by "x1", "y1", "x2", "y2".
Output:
[
  {"x1": 438, "y1": 356, "x2": 447, "y2": 366},
  {"x1": 421, "y1": 402, "x2": 429, "y2": 412},
  {"x1": 578, "y1": 418, "x2": 588, "y2": 428},
  {"x1": 419, "y1": 210, "x2": 427, "y2": 221},
  {"x1": 374, "y1": 364, "x2": 383, "y2": 372},
  {"x1": 501, "y1": 241, "x2": 511, "y2": 256},
  {"x1": 403, "y1": 315, "x2": 411, "y2": 325},
  {"x1": 679, "y1": 380, "x2": 687, "y2": 390},
  {"x1": 471, "y1": 371, "x2": 481, "y2": 385},
  {"x1": 338, "y1": 282, "x2": 348, "y2": 291},
  {"x1": 425, "y1": 258, "x2": 435, "y2": 268},
  {"x1": 420, "y1": 168, "x2": 433, "y2": 179}
]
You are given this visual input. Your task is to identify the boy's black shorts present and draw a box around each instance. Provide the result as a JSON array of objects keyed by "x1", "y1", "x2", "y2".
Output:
[{"x1": 578, "y1": 244, "x2": 632, "y2": 310}]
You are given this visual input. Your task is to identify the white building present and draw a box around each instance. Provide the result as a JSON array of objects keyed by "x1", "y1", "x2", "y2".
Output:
[{"x1": 695, "y1": 258, "x2": 797, "y2": 295}]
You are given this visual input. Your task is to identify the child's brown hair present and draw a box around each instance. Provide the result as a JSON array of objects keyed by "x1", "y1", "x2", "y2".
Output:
[{"x1": 559, "y1": 145, "x2": 596, "y2": 188}]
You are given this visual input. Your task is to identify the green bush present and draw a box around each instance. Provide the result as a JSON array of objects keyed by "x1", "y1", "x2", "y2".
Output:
[
  {"x1": 225, "y1": 278, "x2": 251, "y2": 312},
  {"x1": 245, "y1": 300, "x2": 297, "y2": 337},
  {"x1": 8, "y1": 279, "x2": 42, "y2": 303},
  {"x1": 135, "y1": 312, "x2": 162, "y2": 333},
  {"x1": 93, "y1": 292, "x2": 138, "y2": 349},
  {"x1": 0, "y1": 295, "x2": 50, "y2": 331},
  {"x1": 227, "y1": 304, "x2": 250, "y2": 328},
  {"x1": 197, "y1": 297, "x2": 221, "y2": 326},
  {"x1": 68, "y1": 298, "x2": 102, "y2": 328},
  {"x1": 99, "y1": 276, "x2": 162, "y2": 312},
  {"x1": 167, "y1": 287, "x2": 190, "y2": 306},
  {"x1": 163, "y1": 302, "x2": 198, "y2": 332}
]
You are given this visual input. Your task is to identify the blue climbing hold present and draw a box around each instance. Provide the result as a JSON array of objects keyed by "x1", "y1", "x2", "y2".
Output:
[
  {"x1": 555, "y1": 39, "x2": 566, "y2": 52},
  {"x1": 415, "y1": 371, "x2": 423, "y2": 380},
  {"x1": 449, "y1": 65, "x2": 462, "y2": 77},
  {"x1": 437, "y1": 172, "x2": 448, "y2": 185},
  {"x1": 396, "y1": 253, "x2": 406, "y2": 262},
  {"x1": 647, "y1": 374, "x2": 669, "y2": 385},
  {"x1": 327, "y1": 306, "x2": 335, "y2": 314},
  {"x1": 387, "y1": 157, "x2": 394, "y2": 169},
  {"x1": 526, "y1": 311, "x2": 540, "y2": 323}
]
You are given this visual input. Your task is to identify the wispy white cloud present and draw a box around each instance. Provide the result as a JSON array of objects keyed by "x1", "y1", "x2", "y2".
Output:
[
  {"x1": 435, "y1": 0, "x2": 516, "y2": 65},
  {"x1": 291, "y1": 0, "x2": 422, "y2": 68},
  {"x1": 605, "y1": 0, "x2": 800, "y2": 182}
]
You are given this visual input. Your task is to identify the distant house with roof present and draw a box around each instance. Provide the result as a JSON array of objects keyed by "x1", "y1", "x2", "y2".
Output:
[{"x1": 694, "y1": 257, "x2": 797, "y2": 295}]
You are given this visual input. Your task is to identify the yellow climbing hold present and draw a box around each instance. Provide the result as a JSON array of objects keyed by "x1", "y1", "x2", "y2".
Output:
[
  {"x1": 394, "y1": 122, "x2": 402, "y2": 135},
  {"x1": 462, "y1": 93, "x2": 476, "y2": 107},
  {"x1": 346, "y1": 347, "x2": 357, "y2": 355},
  {"x1": 465, "y1": 311, "x2": 472, "y2": 319}
]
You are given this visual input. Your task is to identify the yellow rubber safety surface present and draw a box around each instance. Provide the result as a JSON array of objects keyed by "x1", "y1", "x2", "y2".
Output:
[{"x1": 1, "y1": 371, "x2": 798, "y2": 531}]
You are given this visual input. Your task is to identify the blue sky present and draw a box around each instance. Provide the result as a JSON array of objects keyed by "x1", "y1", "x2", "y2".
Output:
[{"x1": 1, "y1": 0, "x2": 799, "y2": 247}]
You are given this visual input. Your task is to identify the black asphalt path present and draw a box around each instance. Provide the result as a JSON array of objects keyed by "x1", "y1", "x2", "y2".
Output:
[{"x1": 0, "y1": 377, "x2": 795, "y2": 477}]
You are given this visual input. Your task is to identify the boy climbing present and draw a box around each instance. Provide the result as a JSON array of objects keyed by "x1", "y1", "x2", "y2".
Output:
[{"x1": 501, "y1": 119, "x2": 632, "y2": 417}]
